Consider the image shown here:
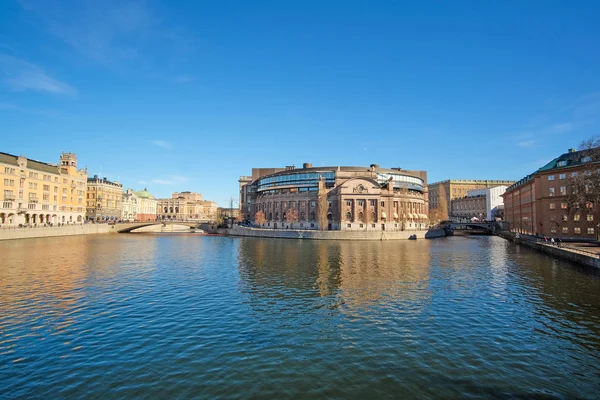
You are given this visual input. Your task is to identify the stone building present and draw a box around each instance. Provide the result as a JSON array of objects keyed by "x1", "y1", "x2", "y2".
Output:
[
  {"x1": 86, "y1": 175, "x2": 123, "y2": 221},
  {"x1": 0, "y1": 152, "x2": 87, "y2": 226},
  {"x1": 504, "y1": 148, "x2": 600, "y2": 239},
  {"x1": 451, "y1": 185, "x2": 508, "y2": 220},
  {"x1": 157, "y1": 191, "x2": 218, "y2": 222},
  {"x1": 134, "y1": 189, "x2": 158, "y2": 222},
  {"x1": 428, "y1": 179, "x2": 515, "y2": 213},
  {"x1": 122, "y1": 189, "x2": 138, "y2": 222},
  {"x1": 241, "y1": 163, "x2": 429, "y2": 231}
]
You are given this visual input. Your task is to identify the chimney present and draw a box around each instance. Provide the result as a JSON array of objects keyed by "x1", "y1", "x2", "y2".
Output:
[{"x1": 303, "y1": 162, "x2": 312, "y2": 169}]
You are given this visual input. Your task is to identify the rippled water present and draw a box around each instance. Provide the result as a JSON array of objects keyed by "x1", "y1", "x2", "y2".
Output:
[{"x1": 1, "y1": 234, "x2": 599, "y2": 398}]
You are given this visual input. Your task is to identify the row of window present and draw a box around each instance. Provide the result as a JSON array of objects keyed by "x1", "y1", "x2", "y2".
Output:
[
  {"x1": 549, "y1": 214, "x2": 594, "y2": 222},
  {"x1": 548, "y1": 186, "x2": 567, "y2": 196},
  {"x1": 549, "y1": 227, "x2": 594, "y2": 234}
]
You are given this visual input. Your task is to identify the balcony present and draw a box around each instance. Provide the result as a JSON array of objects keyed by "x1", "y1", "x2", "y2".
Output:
[
  {"x1": 4, "y1": 194, "x2": 15, "y2": 201},
  {"x1": 29, "y1": 198, "x2": 39, "y2": 203}
]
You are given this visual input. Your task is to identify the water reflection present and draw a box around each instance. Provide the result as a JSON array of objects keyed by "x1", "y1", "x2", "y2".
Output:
[{"x1": 0, "y1": 234, "x2": 599, "y2": 398}]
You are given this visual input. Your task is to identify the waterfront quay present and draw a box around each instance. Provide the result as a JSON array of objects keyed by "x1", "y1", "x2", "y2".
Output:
[{"x1": 1, "y1": 234, "x2": 599, "y2": 398}]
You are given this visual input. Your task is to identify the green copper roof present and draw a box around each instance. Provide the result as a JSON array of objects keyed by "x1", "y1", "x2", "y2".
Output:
[{"x1": 135, "y1": 188, "x2": 155, "y2": 199}]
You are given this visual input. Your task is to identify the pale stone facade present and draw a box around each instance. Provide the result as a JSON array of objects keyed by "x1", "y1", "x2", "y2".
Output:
[
  {"x1": 451, "y1": 186, "x2": 508, "y2": 220},
  {"x1": 242, "y1": 163, "x2": 429, "y2": 231},
  {"x1": 122, "y1": 189, "x2": 138, "y2": 222},
  {"x1": 86, "y1": 176, "x2": 123, "y2": 221},
  {"x1": 135, "y1": 189, "x2": 158, "y2": 222},
  {"x1": 0, "y1": 152, "x2": 87, "y2": 226},
  {"x1": 428, "y1": 179, "x2": 515, "y2": 213},
  {"x1": 157, "y1": 191, "x2": 218, "y2": 222}
]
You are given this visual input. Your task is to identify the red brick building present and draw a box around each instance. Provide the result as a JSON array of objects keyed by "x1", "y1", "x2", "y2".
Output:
[{"x1": 504, "y1": 148, "x2": 600, "y2": 239}]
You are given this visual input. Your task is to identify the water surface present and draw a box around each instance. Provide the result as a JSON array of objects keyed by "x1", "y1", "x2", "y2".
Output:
[{"x1": 1, "y1": 235, "x2": 599, "y2": 398}]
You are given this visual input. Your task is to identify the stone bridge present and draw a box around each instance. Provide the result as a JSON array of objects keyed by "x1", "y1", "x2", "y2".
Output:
[
  {"x1": 444, "y1": 221, "x2": 496, "y2": 234},
  {"x1": 110, "y1": 221, "x2": 206, "y2": 233}
]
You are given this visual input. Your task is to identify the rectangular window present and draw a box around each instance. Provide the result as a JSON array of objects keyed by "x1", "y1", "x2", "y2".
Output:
[
  {"x1": 587, "y1": 214, "x2": 594, "y2": 221},
  {"x1": 563, "y1": 215, "x2": 568, "y2": 222},
  {"x1": 571, "y1": 172, "x2": 578, "y2": 177},
  {"x1": 346, "y1": 200, "x2": 352, "y2": 206},
  {"x1": 359, "y1": 223, "x2": 364, "y2": 228},
  {"x1": 369, "y1": 200, "x2": 376, "y2": 206},
  {"x1": 549, "y1": 188, "x2": 555, "y2": 196},
  {"x1": 559, "y1": 173, "x2": 566, "y2": 179},
  {"x1": 380, "y1": 201, "x2": 385, "y2": 207},
  {"x1": 574, "y1": 214, "x2": 581, "y2": 222},
  {"x1": 560, "y1": 186, "x2": 566, "y2": 195},
  {"x1": 549, "y1": 203, "x2": 555, "y2": 210},
  {"x1": 588, "y1": 228, "x2": 595, "y2": 234},
  {"x1": 310, "y1": 201, "x2": 316, "y2": 207},
  {"x1": 574, "y1": 227, "x2": 581, "y2": 234},
  {"x1": 557, "y1": 161, "x2": 567, "y2": 167},
  {"x1": 347, "y1": 224, "x2": 351, "y2": 228},
  {"x1": 562, "y1": 227, "x2": 568, "y2": 233},
  {"x1": 548, "y1": 175, "x2": 555, "y2": 181},
  {"x1": 550, "y1": 227, "x2": 557, "y2": 233},
  {"x1": 371, "y1": 224, "x2": 376, "y2": 228},
  {"x1": 357, "y1": 200, "x2": 364, "y2": 206},
  {"x1": 560, "y1": 203, "x2": 567, "y2": 209}
]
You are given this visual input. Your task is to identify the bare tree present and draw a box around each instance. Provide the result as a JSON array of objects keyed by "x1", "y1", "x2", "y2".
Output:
[
  {"x1": 254, "y1": 210, "x2": 266, "y2": 227},
  {"x1": 317, "y1": 178, "x2": 329, "y2": 231},
  {"x1": 567, "y1": 136, "x2": 600, "y2": 212},
  {"x1": 285, "y1": 208, "x2": 299, "y2": 227}
]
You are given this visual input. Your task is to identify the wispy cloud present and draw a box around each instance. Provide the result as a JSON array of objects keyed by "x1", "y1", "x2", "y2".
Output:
[
  {"x1": 19, "y1": 0, "x2": 193, "y2": 77},
  {"x1": 151, "y1": 176, "x2": 189, "y2": 185},
  {"x1": 136, "y1": 180, "x2": 148, "y2": 185},
  {"x1": 151, "y1": 140, "x2": 172, "y2": 149},
  {"x1": 517, "y1": 140, "x2": 537, "y2": 148},
  {"x1": 0, "y1": 54, "x2": 76, "y2": 96}
]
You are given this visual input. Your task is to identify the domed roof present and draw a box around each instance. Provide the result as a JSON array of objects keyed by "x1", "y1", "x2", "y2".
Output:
[{"x1": 135, "y1": 188, "x2": 155, "y2": 199}]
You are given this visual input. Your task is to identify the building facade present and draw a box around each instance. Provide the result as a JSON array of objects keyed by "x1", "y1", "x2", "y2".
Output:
[
  {"x1": 0, "y1": 152, "x2": 87, "y2": 226},
  {"x1": 504, "y1": 148, "x2": 600, "y2": 239},
  {"x1": 86, "y1": 176, "x2": 123, "y2": 221},
  {"x1": 428, "y1": 179, "x2": 515, "y2": 213},
  {"x1": 241, "y1": 163, "x2": 429, "y2": 231},
  {"x1": 157, "y1": 191, "x2": 218, "y2": 222},
  {"x1": 135, "y1": 189, "x2": 158, "y2": 222},
  {"x1": 451, "y1": 185, "x2": 508, "y2": 220},
  {"x1": 122, "y1": 189, "x2": 138, "y2": 222}
]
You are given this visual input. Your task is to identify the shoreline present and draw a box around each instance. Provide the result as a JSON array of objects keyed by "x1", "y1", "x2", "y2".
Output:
[
  {"x1": 497, "y1": 230, "x2": 600, "y2": 270},
  {"x1": 226, "y1": 225, "x2": 446, "y2": 241}
]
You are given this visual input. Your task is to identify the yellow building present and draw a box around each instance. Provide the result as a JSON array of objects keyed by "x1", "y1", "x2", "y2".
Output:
[
  {"x1": 428, "y1": 179, "x2": 515, "y2": 213},
  {"x1": 0, "y1": 152, "x2": 87, "y2": 226},
  {"x1": 157, "y1": 191, "x2": 218, "y2": 222},
  {"x1": 86, "y1": 175, "x2": 123, "y2": 221}
]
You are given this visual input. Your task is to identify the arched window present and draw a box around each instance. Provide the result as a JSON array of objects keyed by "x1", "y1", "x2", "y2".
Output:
[
  {"x1": 175, "y1": 207, "x2": 179, "y2": 213},
  {"x1": 311, "y1": 212, "x2": 316, "y2": 221},
  {"x1": 275, "y1": 213, "x2": 279, "y2": 220},
  {"x1": 170, "y1": 207, "x2": 174, "y2": 213},
  {"x1": 164, "y1": 207, "x2": 168, "y2": 213},
  {"x1": 327, "y1": 212, "x2": 333, "y2": 221},
  {"x1": 300, "y1": 211, "x2": 305, "y2": 221},
  {"x1": 346, "y1": 212, "x2": 352, "y2": 221},
  {"x1": 371, "y1": 211, "x2": 376, "y2": 222},
  {"x1": 358, "y1": 212, "x2": 364, "y2": 222}
]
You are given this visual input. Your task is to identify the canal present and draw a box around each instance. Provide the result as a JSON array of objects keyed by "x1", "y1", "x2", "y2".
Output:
[{"x1": 1, "y1": 235, "x2": 599, "y2": 398}]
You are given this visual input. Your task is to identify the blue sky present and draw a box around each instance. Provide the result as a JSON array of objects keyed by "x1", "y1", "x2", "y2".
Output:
[{"x1": 1, "y1": 0, "x2": 599, "y2": 206}]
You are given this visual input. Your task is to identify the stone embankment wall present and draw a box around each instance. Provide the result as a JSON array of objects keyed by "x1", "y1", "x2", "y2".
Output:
[
  {"x1": 0, "y1": 224, "x2": 110, "y2": 241},
  {"x1": 497, "y1": 231, "x2": 600, "y2": 269},
  {"x1": 228, "y1": 225, "x2": 445, "y2": 241}
]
